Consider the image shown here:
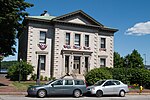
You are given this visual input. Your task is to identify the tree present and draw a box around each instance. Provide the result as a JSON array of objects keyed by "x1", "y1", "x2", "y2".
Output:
[
  {"x1": 124, "y1": 49, "x2": 144, "y2": 68},
  {"x1": 0, "y1": 0, "x2": 33, "y2": 57},
  {"x1": 114, "y1": 52, "x2": 124, "y2": 68},
  {"x1": 8, "y1": 61, "x2": 34, "y2": 81}
]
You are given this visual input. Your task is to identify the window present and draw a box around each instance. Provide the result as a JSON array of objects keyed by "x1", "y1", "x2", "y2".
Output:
[
  {"x1": 85, "y1": 35, "x2": 89, "y2": 47},
  {"x1": 53, "y1": 80, "x2": 63, "y2": 85},
  {"x1": 103, "y1": 81, "x2": 115, "y2": 86},
  {"x1": 74, "y1": 80, "x2": 84, "y2": 85},
  {"x1": 100, "y1": 38, "x2": 106, "y2": 48},
  {"x1": 100, "y1": 58, "x2": 106, "y2": 67},
  {"x1": 65, "y1": 33, "x2": 70, "y2": 45},
  {"x1": 39, "y1": 31, "x2": 46, "y2": 43},
  {"x1": 113, "y1": 81, "x2": 120, "y2": 85},
  {"x1": 38, "y1": 55, "x2": 46, "y2": 70},
  {"x1": 75, "y1": 34, "x2": 80, "y2": 46},
  {"x1": 65, "y1": 80, "x2": 73, "y2": 85}
]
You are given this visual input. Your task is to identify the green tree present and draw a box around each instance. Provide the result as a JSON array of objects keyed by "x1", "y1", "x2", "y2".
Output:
[
  {"x1": 124, "y1": 49, "x2": 144, "y2": 68},
  {"x1": 0, "y1": 0, "x2": 33, "y2": 57},
  {"x1": 114, "y1": 52, "x2": 124, "y2": 68},
  {"x1": 1, "y1": 61, "x2": 18, "y2": 69},
  {"x1": 8, "y1": 61, "x2": 34, "y2": 81}
]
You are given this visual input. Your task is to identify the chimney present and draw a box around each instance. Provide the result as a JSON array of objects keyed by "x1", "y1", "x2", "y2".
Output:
[{"x1": 40, "y1": 10, "x2": 49, "y2": 16}]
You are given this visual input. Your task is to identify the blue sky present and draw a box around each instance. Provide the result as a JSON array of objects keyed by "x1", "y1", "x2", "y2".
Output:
[{"x1": 3, "y1": 0, "x2": 150, "y2": 65}]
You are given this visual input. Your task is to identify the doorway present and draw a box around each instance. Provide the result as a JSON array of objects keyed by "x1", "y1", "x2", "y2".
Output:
[{"x1": 73, "y1": 56, "x2": 80, "y2": 74}]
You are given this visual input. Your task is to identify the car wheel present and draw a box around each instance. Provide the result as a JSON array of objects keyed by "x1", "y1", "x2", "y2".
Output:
[
  {"x1": 96, "y1": 90, "x2": 103, "y2": 97},
  {"x1": 73, "y1": 89, "x2": 81, "y2": 98},
  {"x1": 119, "y1": 90, "x2": 125, "y2": 97},
  {"x1": 37, "y1": 89, "x2": 46, "y2": 98}
]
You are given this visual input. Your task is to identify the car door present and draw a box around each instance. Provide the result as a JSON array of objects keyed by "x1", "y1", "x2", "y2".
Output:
[
  {"x1": 63, "y1": 79, "x2": 74, "y2": 95},
  {"x1": 49, "y1": 79, "x2": 64, "y2": 95},
  {"x1": 102, "y1": 81, "x2": 116, "y2": 95}
]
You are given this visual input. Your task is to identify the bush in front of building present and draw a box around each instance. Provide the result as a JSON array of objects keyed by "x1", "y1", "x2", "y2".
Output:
[
  {"x1": 8, "y1": 61, "x2": 34, "y2": 81},
  {"x1": 85, "y1": 67, "x2": 112, "y2": 86},
  {"x1": 30, "y1": 74, "x2": 37, "y2": 81}
]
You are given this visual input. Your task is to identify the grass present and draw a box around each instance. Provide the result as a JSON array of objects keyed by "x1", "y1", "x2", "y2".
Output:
[{"x1": 12, "y1": 81, "x2": 46, "y2": 91}]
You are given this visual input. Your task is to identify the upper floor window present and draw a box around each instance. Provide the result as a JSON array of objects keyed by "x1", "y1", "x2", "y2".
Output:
[
  {"x1": 75, "y1": 34, "x2": 80, "y2": 46},
  {"x1": 100, "y1": 58, "x2": 106, "y2": 67},
  {"x1": 85, "y1": 35, "x2": 89, "y2": 47},
  {"x1": 65, "y1": 33, "x2": 70, "y2": 45},
  {"x1": 39, "y1": 31, "x2": 46, "y2": 44},
  {"x1": 38, "y1": 55, "x2": 46, "y2": 70},
  {"x1": 100, "y1": 38, "x2": 106, "y2": 48}
]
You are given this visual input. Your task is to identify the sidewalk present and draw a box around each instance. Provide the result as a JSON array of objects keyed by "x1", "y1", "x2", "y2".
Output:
[{"x1": 0, "y1": 76, "x2": 150, "y2": 95}]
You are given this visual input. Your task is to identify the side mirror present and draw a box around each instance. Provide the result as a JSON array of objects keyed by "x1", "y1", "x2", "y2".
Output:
[{"x1": 51, "y1": 84, "x2": 54, "y2": 87}]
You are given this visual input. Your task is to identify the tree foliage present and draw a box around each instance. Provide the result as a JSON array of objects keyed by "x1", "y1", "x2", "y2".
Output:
[
  {"x1": 85, "y1": 68, "x2": 112, "y2": 85},
  {"x1": 114, "y1": 49, "x2": 144, "y2": 68},
  {"x1": 114, "y1": 52, "x2": 124, "y2": 68},
  {"x1": 1, "y1": 61, "x2": 18, "y2": 69},
  {"x1": 8, "y1": 61, "x2": 34, "y2": 81},
  {"x1": 0, "y1": 0, "x2": 33, "y2": 57},
  {"x1": 124, "y1": 49, "x2": 144, "y2": 68}
]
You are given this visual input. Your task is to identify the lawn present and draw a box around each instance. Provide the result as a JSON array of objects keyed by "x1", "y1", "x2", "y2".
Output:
[{"x1": 12, "y1": 81, "x2": 46, "y2": 91}]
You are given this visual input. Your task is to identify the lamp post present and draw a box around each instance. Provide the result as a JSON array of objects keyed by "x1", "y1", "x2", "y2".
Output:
[
  {"x1": 0, "y1": 54, "x2": 4, "y2": 74},
  {"x1": 125, "y1": 59, "x2": 129, "y2": 84},
  {"x1": 143, "y1": 54, "x2": 146, "y2": 66},
  {"x1": 19, "y1": 58, "x2": 22, "y2": 83}
]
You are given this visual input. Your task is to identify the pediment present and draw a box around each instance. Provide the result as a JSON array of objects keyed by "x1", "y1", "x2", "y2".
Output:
[{"x1": 52, "y1": 10, "x2": 104, "y2": 27}]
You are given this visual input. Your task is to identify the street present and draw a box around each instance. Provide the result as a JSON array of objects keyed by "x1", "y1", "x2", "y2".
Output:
[{"x1": 0, "y1": 95, "x2": 150, "y2": 100}]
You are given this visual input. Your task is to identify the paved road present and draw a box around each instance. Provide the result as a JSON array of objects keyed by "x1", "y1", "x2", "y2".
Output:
[{"x1": 0, "y1": 95, "x2": 150, "y2": 100}]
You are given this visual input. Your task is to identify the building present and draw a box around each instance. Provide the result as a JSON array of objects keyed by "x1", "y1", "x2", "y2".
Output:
[{"x1": 18, "y1": 10, "x2": 118, "y2": 79}]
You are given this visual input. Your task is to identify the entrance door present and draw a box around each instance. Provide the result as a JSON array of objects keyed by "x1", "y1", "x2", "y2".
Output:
[
  {"x1": 65, "y1": 56, "x2": 69, "y2": 74},
  {"x1": 73, "y1": 56, "x2": 80, "y2": 74}
]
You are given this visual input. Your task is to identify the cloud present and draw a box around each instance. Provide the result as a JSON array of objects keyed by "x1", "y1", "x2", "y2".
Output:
[{"x1": 125, "y1": 21, "x2": 150, "y2": 36}]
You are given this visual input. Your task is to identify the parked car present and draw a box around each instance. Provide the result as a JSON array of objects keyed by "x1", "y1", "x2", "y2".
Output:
[
  {"x1": 86, "y1": 79, "x2": 129, "y2": 97},
  {"x1": 27, "y1": 79, "x2": 87, "y2": 98}
]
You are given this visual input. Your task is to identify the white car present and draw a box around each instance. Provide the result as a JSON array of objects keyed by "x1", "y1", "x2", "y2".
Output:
[{"x1": 87, "y1": 79, "x2": 129, "y2": 97}]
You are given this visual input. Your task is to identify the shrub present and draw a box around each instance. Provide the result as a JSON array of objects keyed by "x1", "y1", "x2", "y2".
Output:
[
  {"x1": 85, "y1": 67, "x2": 112, "y2": 86},
  {"x1": 30, "y1": 74, "x2": 37, "y2": 81},
  {"x1": 40, "y1": 75, "x2": 43, "y2": 81},
  {"x1": 8, "y1": 61, "x2": 34, "y2": 81},
  {"x1": 44, "y1": 76, "x2": 48, "y2": 81}
]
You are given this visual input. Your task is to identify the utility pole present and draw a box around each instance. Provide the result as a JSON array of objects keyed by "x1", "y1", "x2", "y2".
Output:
[{"x1": 143, "y1": 54, "x2": 146, "y2": 66}]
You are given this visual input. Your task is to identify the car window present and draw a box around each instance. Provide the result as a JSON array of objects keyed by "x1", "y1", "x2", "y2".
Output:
[
  {"x1": 103, "y1": 81, "x2": 115, "y2": 86},
  {"x1": 65, "y1": 80, "x2": 73, "y2": 85},
  {"x1": 94, "y1": 80, "x2": 105, "y2": 86},
  {"x1": 113, "y1": 81, "x2": 120, "y2": 85},
  {"x1": 74, "y1": 80, "x2": 84, "y2": 85},
  {"x1": 53, "y1": 80, "x2": 63, "y2": 85}
]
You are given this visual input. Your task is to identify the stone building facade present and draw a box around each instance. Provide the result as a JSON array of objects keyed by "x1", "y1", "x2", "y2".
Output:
[{"x1": 18, "y1": 10, "x2": 118, "y2": 79}]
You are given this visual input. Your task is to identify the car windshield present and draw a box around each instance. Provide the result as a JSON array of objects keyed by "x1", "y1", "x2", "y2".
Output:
[
  {"x1": 45, "y1": 80, "x2": 56, "y2": 85},
  {"x1": 94, "y1": 80, "x2": 105, "y2": 86}
]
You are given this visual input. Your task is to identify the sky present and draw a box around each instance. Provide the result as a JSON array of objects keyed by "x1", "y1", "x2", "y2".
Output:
[{"x1": 3, "y1": 0, "x2": 150, "y2": 65}]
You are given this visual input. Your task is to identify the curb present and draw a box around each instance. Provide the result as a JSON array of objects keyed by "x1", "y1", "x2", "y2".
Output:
[
  {"x1": 0, "y1": 92, "x2": 150, "y2": 95},
  {"x1": 0, "y1": 92, "x2": 27, "y2": 95}
]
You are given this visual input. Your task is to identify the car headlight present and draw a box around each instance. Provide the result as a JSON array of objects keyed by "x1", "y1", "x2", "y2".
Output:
[
  {"x1": 91, "y1": 87, "x2": 95, "y2": 90},
  {"x1": 30, "y1": 87, "x2": 36, "y2": 91}
]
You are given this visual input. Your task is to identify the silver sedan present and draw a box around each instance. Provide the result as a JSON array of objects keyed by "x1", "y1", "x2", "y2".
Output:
[{"x1": 87, "y1": 79, "x2": 129, "y2": 97}]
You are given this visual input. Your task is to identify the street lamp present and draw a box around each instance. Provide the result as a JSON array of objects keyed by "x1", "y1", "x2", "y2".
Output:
[
  {"x1": 0, "y1": 54, "x2": 4, "y2": 74},
  {"x1": 143, "y1": 54, "x2": 146, "y2": 66},
  {"x1": 19, "y1": 58, "x2": 22, "y2": 83}
]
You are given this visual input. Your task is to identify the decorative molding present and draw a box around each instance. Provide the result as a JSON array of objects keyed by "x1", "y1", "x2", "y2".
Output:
[
  {"x1": 35, "y1": 51, "x2": 48, "y2": 54},
  {"x1": 99, "y1": 48, "x2": 106, "y2": 51}
]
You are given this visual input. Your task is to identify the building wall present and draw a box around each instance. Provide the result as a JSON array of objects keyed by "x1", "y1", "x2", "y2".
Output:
[
  {"x1": 25, "y1": 22, "x2": 54, "y2": 78},
  {"x1": 52, "y1": 24, "x2": 114, "y2": 78}
]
